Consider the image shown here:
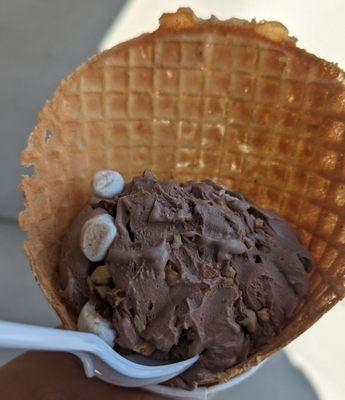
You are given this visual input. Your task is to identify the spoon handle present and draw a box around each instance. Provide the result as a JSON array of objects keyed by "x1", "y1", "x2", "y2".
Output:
[
  {"x1": 0, "y1": 320, "x2": 199, "y2": 380},
  {"x1": 0, "y1": 320, "x2": 94, "y2": 353}
]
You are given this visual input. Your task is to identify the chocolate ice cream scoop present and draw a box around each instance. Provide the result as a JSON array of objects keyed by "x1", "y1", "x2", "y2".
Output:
[{"x1": 59, "y1": 171, "x2": 312, "y2": 389}]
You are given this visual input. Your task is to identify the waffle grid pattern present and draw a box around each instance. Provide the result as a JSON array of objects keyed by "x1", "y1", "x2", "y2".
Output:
[{"x1": 20, "y1": 21, "x2": 345, "y2": 385}]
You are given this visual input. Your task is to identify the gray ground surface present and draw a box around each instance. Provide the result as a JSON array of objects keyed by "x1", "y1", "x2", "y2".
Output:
[{"x1": 0, "y1": 0, "x2": 125, "y2": 219}]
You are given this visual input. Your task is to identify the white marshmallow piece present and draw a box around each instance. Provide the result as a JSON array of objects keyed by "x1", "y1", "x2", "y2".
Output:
[
  {"x1": 93, "y1": 170, "x2": 124, "y2": 199},
  {"x1": 81, "y1": 214, "x2": 117, "y2": 262},
  {"x1": 77, "y1": 301, "x2": 115, "y2": 347}
]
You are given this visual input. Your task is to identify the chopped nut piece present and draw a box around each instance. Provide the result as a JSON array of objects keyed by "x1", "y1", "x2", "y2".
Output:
[
  {"x1": 254, "y1": 218, "x2": 264, "y2": 229},
  {"x1": 257, "y1": 308, "x2": 270, "y2": 321},
  {"x1": 95, "y1": 302, "x2": 112, "y2": 320},
  {"x1": 134, "y1": 315, "x2": 146, "y2": 333},
  {"x1": 244, "y1": 309, "x2": 257, "y2": 333},
  {"x1": 95, "y1": 285, "x2": 109, "y2": 299},
  {"x1": 217, "y1": 198, "x2": 228, "y2": 209},
  {"x1": 167, "y1": 232, "x2": 174, "y2": 241},
  {"x1": 201, "y1": 263, "x2": 219, "y2": 279},
  {"x1": 106, "y1": 288, "x2": 125, "y2": 306},
  {"x1": 223, "y1": 264, "x2": 237, "y2": 278},
  {"x1": 173, "y1": 233, "x2": 183, "y2": 248},
  {"x1": 165, "y1": 263, "x2": 179, "y2": 286},
  {"x1": 87, "y1": 277, "x2": 95, "y2": 293},
  {"x1": 222, "y1": 277, "x2": 234, "y2": 286},
  {"x1": 244, "y1": 238, "x2": 254, "y2": 249},
  {"x1": 134, "y1": 341, "x2": 155, "y2": 356},
  {"x1": 91, "y1": 265, "x2": 112, "y2": 285},
  {"x1": 200, "y1": 284, "x2": 210, "y2": 294}
]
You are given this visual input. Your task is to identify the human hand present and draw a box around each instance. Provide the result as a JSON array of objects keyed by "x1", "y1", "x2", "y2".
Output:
[{"x1": 0, "y1": 351, "x2": 165, "y2": 400}]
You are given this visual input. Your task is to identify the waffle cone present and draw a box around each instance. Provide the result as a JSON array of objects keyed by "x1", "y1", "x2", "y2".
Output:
[{"x1": 19, "y1": 8, "x2": 345, "y2": 386}]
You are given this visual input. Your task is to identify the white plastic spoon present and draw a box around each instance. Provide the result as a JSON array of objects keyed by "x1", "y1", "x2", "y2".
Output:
[{"x1": 0, "y1": 321, "x2": 198, "y2": 387}]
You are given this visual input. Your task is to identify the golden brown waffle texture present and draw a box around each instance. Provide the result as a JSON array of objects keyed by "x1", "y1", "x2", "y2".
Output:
[{"x1": 19, "y1": 8, "x2": 345, "y2": 386}]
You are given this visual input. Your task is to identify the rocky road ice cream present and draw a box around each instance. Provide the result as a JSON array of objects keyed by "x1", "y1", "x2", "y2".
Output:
[{"x1": 59, "y1": 170, "x2": 312, "y2": 389}]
